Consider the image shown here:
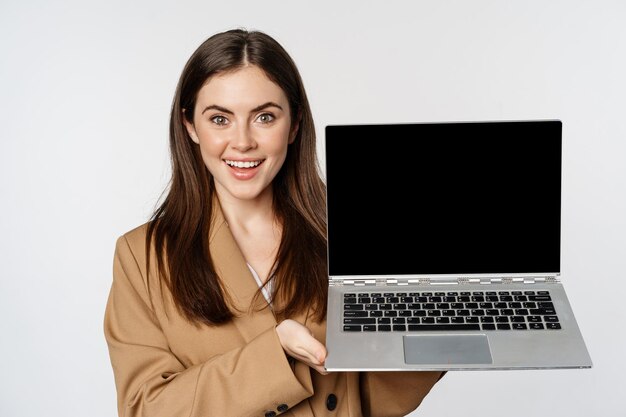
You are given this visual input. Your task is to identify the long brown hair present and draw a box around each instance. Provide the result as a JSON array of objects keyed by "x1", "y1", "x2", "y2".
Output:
[{"x1": 146, "y1": 29, "x2": 327, "y2": 325}]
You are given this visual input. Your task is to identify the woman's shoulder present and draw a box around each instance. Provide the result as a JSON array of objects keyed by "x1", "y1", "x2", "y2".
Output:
[{"x1": 114, "y1": 221, "x2": 152, "y2": 260}]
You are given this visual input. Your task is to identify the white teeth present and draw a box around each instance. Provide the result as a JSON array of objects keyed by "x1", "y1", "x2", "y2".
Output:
[{"x1": 225, "y1": 159, "x2": 262, "y2": 168}]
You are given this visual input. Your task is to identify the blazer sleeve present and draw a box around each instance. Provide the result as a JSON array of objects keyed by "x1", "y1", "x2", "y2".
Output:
[
  {"x1": 359, "y1": 371, "x2": 445, "y2": 417},
  {"x1": 104, "y1": 235, "x2": 314, "y2": 417}
]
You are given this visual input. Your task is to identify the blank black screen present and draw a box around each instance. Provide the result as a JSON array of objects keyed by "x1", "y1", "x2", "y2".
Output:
[{"x1": 325, "y1": 120, "x2": 561, "y2": 276}]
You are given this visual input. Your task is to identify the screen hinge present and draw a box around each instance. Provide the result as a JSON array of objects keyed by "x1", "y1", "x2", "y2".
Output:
[{"x1": 460, "y1": 276, "x2": 561, "y2": 285}]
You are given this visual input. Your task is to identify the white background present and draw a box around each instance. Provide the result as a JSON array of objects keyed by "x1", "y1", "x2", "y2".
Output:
[{"x1": 1, "y1": 1, "x2": 624, "y2": 416}]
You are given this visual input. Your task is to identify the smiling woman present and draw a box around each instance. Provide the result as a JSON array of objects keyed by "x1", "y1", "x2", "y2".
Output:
[
  {"x1": 103, "y1": 28, "x2": 444, "y2": 417},
  {"x1": 184, "y1": 66, "x2": 296, "y2": 205}
]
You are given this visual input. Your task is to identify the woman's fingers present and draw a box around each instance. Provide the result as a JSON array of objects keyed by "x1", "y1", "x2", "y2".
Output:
[{"x1": 276, "y1": 319, "x2": 329, "y2": 374}]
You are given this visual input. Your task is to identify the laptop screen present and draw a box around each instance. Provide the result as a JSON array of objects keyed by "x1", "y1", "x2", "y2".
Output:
[{"x1": 325, "y1": 120, "x2": 562, "y2": 277}]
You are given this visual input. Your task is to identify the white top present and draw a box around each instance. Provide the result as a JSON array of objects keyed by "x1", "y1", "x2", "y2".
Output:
[{"x1": 246, "y1": 263, "x2": 273, "y2": 305}]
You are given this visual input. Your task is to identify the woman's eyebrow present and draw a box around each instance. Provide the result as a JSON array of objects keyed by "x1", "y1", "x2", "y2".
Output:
[
  {"x1": 201, "y1": 105, "x2": 233, "y2": 115},
  {"x1": 250, "y1": 101, "x2": 283, "y2": 113}
]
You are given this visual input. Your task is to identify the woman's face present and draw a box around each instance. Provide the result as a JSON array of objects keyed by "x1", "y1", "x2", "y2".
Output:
[{"x1": 184, "y1": 65, "x2": 296, "y2": 205}]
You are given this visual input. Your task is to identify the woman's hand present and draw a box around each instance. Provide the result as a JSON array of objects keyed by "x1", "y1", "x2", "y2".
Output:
[{"x1": 275, "y1": 319, "x2": 328, "y2": 375}]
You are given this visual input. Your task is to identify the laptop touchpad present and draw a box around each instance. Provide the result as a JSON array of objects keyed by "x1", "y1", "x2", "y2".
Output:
[{"x1": 403, "y1": 335, "x2": 493, "y2": 365}]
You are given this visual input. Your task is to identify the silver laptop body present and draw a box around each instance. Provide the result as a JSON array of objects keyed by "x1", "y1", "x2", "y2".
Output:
[{"x1": 323, "y1": 120, "x2": 592, "y2": 371}]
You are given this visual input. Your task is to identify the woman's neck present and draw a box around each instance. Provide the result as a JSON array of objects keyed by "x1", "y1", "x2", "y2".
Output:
[{"x1": 217, "y1": 188, "x2": 282, "y2": 283}]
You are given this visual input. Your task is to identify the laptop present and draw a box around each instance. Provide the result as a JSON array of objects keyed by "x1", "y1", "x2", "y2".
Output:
[{"x1": 323, "y1": 119, "x2": 593, "y2": 371}]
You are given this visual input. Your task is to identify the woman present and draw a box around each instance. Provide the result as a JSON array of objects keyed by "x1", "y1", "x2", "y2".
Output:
[{"x1": 104, "y1": 28, "x2": 444, "y2": 417}]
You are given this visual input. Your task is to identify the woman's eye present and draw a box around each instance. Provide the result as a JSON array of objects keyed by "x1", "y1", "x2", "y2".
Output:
[
  {"x1": 257, "y1": 113, "x2": 275, "y2": 124},
  {"x1": 211, "y1": 116, "x2": 228, "y2": 126}
]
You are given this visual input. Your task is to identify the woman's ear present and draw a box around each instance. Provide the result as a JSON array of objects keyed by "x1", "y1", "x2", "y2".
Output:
[
  {"x1": 289, "y1": 112, "x2": 302, "y2": 144},
  {"x1": 182, "y1": 109, "x2": 200, "y2": 144}
]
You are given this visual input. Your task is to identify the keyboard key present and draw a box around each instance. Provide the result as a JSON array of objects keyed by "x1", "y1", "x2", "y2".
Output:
[
  {"x1": 378, "y1": 325, "x2": 391, "y2": 331},
  {"x1": 393, "y1": 325, "x2": 407, "y2": 331},
  {"x1": 544, "y1": 316, "x2": 560, "y2": 322},
  {"x1": 377, "y1": 318, "x2": 391, "y2": 324},
  {"x1": 482, "y1": 324, "x2": 496, "y2": 330},
  {"x1": 529, "y1": 323, "x2": 544, "y2": 330},
  {"x1": 547, "y1": 323, "x2": 562, "y2": 330},
  {"x1": 344, "y1": 304, "x2": 363, "y2": 310},
  {"x1": 408, "y1": 324, "x2": 481, "y2": 331},
  {"x1": 529, "y1": 295, "x2": 551, "y2": 301},
  {"x1": 344, "y1": 318, "x2": 375, "y2": 325},
  {"x1": 399, "y1": 310, "x2": 413, "y2": 317},
  {"x1": 363, "y1": 325, "x2": 376, "y2": 332},
  {"x1": 370, "y1": 311, "x2": 383, "y2": 317},
  {"x1": 513, "y1": 323, "x2": 527, "y2": 330},
  {"x1": 343, "y1": 325, "x2": 361, "y2": 331},
  {"x1": 344, "y1": 311, "x2": 368, "y2": 317},
  {"x1": 497, "y1": 324, "x2": 511, "y2": 330}
]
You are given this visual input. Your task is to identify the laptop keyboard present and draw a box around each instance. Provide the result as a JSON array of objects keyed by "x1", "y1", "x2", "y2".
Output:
[{"x1": 342, "y1": 291, "x2": 561, "y2": 332}]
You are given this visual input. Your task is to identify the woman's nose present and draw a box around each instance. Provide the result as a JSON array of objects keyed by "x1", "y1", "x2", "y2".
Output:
[{"x1": 231, "y1": 124, "x2": 257, "y2": 152}]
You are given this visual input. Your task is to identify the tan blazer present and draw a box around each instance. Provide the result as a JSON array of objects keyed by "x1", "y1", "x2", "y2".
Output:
[{"x1": 104, "y1": 208, "x2": 444, "y2": 417}]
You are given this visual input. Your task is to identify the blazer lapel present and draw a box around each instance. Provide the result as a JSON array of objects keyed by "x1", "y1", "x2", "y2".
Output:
[{"x1": 208, "y1": 205, "x2": 278, "y2": 343}]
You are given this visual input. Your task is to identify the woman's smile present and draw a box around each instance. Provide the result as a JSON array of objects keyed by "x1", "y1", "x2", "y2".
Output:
[{"x1": 224, "y1": 158, "x2": 266, "y2": 180}]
